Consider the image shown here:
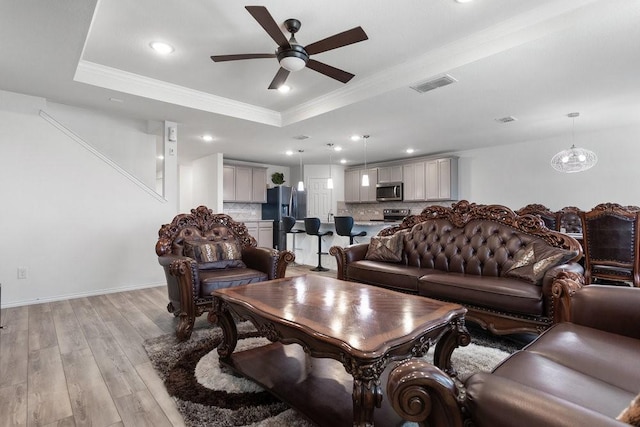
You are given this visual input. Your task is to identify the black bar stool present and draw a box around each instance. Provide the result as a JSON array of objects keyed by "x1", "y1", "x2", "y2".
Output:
[
  {"x1": 304, "y1": 217, "x2": 334, "y2": 272},
  {"x1": 334, "y1": 216, "x2": 367, "y2": 245},
  {"x1": 283, "y1": 216, "x2": 304, "y2": 264}
]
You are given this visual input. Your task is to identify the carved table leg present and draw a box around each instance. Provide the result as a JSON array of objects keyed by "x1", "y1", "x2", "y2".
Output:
[
  {"x1": 208, "y1": 298, "x2": 238, "y2": 361},
  {"x1": 352, "y1": 377, "x2": 383, "y2": 427},
  {"x1": 433, "y1": 318, "x2": 470, "y2": 377}
]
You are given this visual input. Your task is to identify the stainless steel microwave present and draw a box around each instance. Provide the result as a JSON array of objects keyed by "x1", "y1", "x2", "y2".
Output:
[{"x1": 376, "y1": 182, "x2": 403, "y2": 201}]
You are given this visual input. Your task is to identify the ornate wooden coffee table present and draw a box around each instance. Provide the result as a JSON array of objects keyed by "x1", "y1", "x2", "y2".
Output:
[{"x1": 210, "y1": 274, "x2": 469, "y2": 427}]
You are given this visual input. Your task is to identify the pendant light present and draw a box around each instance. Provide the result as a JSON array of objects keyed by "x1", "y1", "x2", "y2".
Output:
[
  {"x1": 297, "y1": 150, "x2": 305, "y2": 191},
  {"x1": 361, "y1": 135, "x2": 370, "y2": 187},
  {"x1": 327, "y1": 143, "x2": 334, "y2": 189},
  {"x1": 550, "y1": 112, "x2": 597, "y2": 173}
]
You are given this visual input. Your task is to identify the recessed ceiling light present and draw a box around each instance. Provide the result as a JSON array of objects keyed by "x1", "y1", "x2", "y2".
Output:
[
  {"x1": 334, "y1": 146, "x2": 343, "y2": 152},
  {"x1": 157, "y1": 155, "x2": 164, "y2": 160},
  {"x1": 150, "y1": 41, "x2": 174, "y2": 55},
  {"x1": 277, "y1": 85, "x2": 291, "y2": 93},
  {"x1": 455, "y1": 0, "x2": 473, "y2": 3},
  {"x1": 350, "y1": 135, "x2": 361, "y2": 141},
  {"x1": 109, "y1": 97, "x2": 123, "y2": 103},
  {"x1": 202, "y1": 134, "x2": 214, "y2": 142},
  {"x1": 286, "y1": 150, "x2": 294, "y2": 156},
  {"x1": 340, "y1": 159, "x2": 347, "y2": 164},
  {"x1": 406, "y1": 148, "x2": 415, "y2": 154}
]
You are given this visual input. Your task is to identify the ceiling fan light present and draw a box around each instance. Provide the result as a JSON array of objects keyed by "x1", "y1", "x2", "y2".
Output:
[{"x1": 280, "y1": 56, "x2": 306, "y2": 72}]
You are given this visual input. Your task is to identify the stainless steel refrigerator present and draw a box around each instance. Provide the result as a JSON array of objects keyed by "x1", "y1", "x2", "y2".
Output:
[{"x1": 261, "y1": 186, "x2": 307, "y2": 250}]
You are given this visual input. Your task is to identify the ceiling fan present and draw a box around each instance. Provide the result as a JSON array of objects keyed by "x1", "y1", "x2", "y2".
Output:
[{"x1": 211, "y1": 6, "x2": 368, "y2": 90}]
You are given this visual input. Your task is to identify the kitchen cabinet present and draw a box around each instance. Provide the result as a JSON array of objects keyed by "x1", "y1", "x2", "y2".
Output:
[
  {"x1": 359, "y1": 168, "x2": 378, "y2": 202},
  {"x1": 426, "y1": 158, "x2": 458, "y2": 201},
  {"x1": 344, "y1": 169, "x2": 361, "y2": 202},
  {"x1": 251, "y1": 167, "x2": 267, "y2": 203},
  {"x1": 377, "y1": 165, "x2": 403, "y2": 183},
  {"x1": 244, "y1": 220, "x2": 273, "y2": 248},
  {"x1": 402, "y1": 161, "x2": 426, "y2": 201},
  {"x1": 223, "y1": 165, "x2": 267, "y2": 202},
  {"x1": 345, "y1": 168, "x2": 377, "y2": 203}
]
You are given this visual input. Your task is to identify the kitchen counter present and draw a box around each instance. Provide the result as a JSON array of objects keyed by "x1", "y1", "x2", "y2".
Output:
[{"x1": 289, "y1": 220, "x2": 397, "y2": 269}]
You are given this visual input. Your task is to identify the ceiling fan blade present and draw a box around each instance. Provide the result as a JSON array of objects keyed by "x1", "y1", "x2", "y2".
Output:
[
  {"x1": 268, "y1": 67, "x2": 291, "y2": 89},
  {"x1": 306, "y1": 59, "x2": 354, "y2": 84},
  {"x1": 245, "y1": 6, "x2": 290, "y2": 48},
  {"x1": 211, "y1": 53, "x2": 276, "y2": 62},
  {"x1": 305, "y1": 27, "x2": 368, "y2": 55}
]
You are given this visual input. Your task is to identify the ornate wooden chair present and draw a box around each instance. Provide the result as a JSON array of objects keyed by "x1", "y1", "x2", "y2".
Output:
[
  {"x1": 558, "y1": 206, "x2": 583, "y2": 233},
  {"x1": 516, "y1": 204, "x2": 559, "y2": 230},
  {"x1": 580, "y1": 203, "x2": 640, "y2": 287},
  {"x1": 156, "y1": 206, "x2": 295, "y2": 340}
]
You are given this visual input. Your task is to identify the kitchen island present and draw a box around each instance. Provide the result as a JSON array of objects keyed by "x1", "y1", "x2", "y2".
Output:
[{"x1": 287, "y1": 220, "x2": 397, "y2": 270}]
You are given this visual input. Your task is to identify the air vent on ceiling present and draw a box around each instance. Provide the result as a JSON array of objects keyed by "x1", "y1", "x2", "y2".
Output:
[
  {"x1": 495, "y1": 116, "x2": 518, "y2": 123},
  {"x1": 292, "y1": 135, "x2": 309, "y2": 140},
  {"x1": 410, "y1": 74, "x2": 458, "y2": 93}
]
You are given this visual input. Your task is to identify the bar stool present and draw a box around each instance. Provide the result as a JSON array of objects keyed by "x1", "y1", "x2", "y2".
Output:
[
  {"x1": 334, "y1": 216, "x2": 367, "y2": 245},
  {"x1": 283, "y1": 216, "x2": 304, "y2": 264},
  {"x1": 304, "y1": 217, "x2": 334, "y2": 272}
]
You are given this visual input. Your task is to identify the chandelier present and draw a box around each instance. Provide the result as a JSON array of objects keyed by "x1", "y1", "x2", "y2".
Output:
[{"x1": 550, "y1": 113, "x2": 597, "y2": 173}]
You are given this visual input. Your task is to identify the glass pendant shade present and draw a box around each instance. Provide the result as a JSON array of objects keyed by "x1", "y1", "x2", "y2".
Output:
[
  {"x1": 551, "y1": 145, "x2": 598, "y2": 173},
  {"x1": 551, "y1": 113, "x2": 597, "y2": 173},
  {"x1": 327, "y1": 177, "x2": 334, "y2": 189},
  {"x1": 297, "y1": 150, "x2": 304, "y2": 191},
  {"x1": 361, "y1": 135, "x2": 370, "y2": 187}
]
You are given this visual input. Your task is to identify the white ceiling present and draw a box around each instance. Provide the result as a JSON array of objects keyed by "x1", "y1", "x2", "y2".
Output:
[{"x1": 2, "y1": 0, "x2": 639, "y2": 167}]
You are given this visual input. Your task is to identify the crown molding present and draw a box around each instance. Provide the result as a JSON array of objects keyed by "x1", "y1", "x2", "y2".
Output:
[{"x1": 74, "y1": 60, "x2": 282, "y2": 127}]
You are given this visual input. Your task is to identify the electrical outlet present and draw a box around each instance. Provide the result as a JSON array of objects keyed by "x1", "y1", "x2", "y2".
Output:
[{"x1": 17, "y1": 267, "x2": 27, "y2": 279}]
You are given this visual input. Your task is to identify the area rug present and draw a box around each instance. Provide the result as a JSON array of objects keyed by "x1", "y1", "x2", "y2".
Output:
[{"x1": 143, "y1": 323, "x2": 521, "y2": 427}]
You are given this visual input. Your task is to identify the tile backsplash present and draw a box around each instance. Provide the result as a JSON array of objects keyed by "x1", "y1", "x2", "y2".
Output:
[
  {"x1": 337, "y1": 201, "x2": 452, "y2": 221},
  {"x1": 223, "y1": 202, "x2": 262, "y2": 220}
]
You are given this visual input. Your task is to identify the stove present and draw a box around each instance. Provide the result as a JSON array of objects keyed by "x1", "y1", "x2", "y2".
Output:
[{"x1": 383, "y1": 208, "x2": 410, "y2": 222}]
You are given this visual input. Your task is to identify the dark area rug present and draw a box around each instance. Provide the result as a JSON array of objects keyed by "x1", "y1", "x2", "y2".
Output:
[{"x1": 143, "y1": 322, "x2": 528, "y2": 426}]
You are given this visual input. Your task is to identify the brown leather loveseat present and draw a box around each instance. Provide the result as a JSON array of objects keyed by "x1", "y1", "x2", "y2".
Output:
[
  {"x1": 330, "y1": 201, "x2": 584, "y2": 335},
  {"x1": 387, "y1": 283, "x2": 640, "y2": 426},
  {"x1": 156, "y1": 206, "x2": 294, "y2": 340}
]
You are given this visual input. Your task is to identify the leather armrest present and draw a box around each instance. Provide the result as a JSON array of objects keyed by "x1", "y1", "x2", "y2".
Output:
[
  {"x1": 330, "y1": 243, "x2": 369, "y2": 280},
  {"x1": 570, "y1": 285, "x2": 640, "y2": 339},
  {"x1": 464, "y1": 373, "x2": 627, "y2": 427},
  {"x1": 242, "y1": 246, "x2": 294, "y2": 280}
]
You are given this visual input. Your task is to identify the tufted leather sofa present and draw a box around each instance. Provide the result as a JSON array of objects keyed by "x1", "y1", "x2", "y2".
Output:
[
  {"x1": 387, "y1": 283, "x2": 640, "y2": 427},
  {"x1": 156, "y1": 206, "x2": 294, "y2": 341},
  {"x1": 330, "y1": 201, "x2": 584, "y2": 335}
]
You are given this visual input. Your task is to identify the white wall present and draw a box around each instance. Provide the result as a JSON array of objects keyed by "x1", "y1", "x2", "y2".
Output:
[
  {"x1": 46, "y1": 102, "x2": 157, "y2": 190},
  {"x1": 0, "y1": 92, "x2": 178, "y2": 307},
  {"x1": 456, "y1": 124, "x2": 640, "y2": 211}
]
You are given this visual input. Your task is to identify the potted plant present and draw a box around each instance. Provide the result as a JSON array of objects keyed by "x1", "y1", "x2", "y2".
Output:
[{"x1": 271, "y1": 172, "x2": 285, "y2": 186}]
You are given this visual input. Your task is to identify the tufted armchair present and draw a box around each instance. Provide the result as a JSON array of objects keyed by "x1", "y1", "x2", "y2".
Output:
[{"x1": 156, "y1": 206, "x2": 295, "y2": 340}]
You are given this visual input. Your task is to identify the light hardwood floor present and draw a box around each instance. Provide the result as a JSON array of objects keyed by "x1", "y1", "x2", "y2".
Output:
[{"x1": 0, "y1": 264, "x2": 330, "y2": 427}]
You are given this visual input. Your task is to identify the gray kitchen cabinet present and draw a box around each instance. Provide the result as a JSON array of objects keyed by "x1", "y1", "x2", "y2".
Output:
[
  {"x1": 223, "y1": 165, "x2": 267, "y2": 202},
  {"x1": 426, "y1": 158, "x2": 458, "y2": 200},
  {"x1": 377, "y1": 165, "x2": 403, "y2": 183}
]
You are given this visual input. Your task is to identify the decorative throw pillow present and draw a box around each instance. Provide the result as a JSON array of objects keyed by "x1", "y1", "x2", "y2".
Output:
[
  {"x1": 365, "y1": 233, "x2": 404, "y2": 262},
  {"x1": 183, "y1": 240, "x2": 246, "y2": 269},
  {"x1": 618, "y1": 393, "x2": 640, "y2": 426},
  {"x1": 505, "y1": 241, "x2": 577, "y2": 283}
]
